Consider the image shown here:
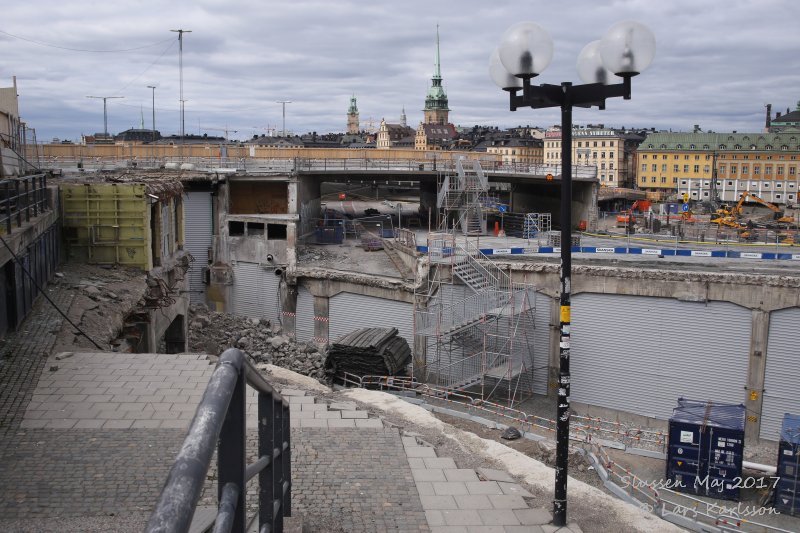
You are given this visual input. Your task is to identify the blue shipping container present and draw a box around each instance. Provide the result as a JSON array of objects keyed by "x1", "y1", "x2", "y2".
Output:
[
  {"x1": 666, "y1": 398, "x2": 745, "y2": 501},
  {"x1": 775, "y1": 413, "x2": 800, "y2": 516}
]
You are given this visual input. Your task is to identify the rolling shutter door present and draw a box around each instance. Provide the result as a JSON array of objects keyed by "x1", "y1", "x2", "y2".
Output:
[
  {"x1": 329, "y1": 292, "x2": 413, "y2": 347},
  {"x1": 232, "y1": 262, "x2": 280, "y2": 323},
  {"x1": 184, "y1": 192, "x2": 213, "y2": 303},
  {"x1": 570, "y1": 294, "x2": 750, "y2": 420},
  {"x1": 532, "y1": 290, "x2": 552, "y2": 396},
  {"x1": 295, "y1": 286, "x2": 315, "y2": 342},
  {"x1": 762, "y1": 308, "x2": 800, "y2": 440}
]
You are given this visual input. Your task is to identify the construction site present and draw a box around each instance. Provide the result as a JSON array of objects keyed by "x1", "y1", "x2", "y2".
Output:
[{"x1": 1, "y1": 144, "x2": 799, "y2": 532}]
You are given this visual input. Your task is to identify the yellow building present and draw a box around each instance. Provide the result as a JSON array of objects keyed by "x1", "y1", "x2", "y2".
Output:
[
  {"x1": 543, "y1": 127, "x2": 642, "y2": 188},
  {"x1": 637, "y1": 132, "x2": 800, "y2": 205}
]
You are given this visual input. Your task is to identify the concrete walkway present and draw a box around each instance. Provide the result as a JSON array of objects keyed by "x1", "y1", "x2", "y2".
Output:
[{"x1": 0, "y1": 347, "x2": 582, "y2": 532}]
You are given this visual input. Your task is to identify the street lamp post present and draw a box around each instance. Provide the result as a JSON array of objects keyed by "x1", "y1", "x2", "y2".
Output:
[
  {"x1": 491, "y1": 20, "x2": 655, "y2": 527},
  {"x1": 276, "y1": 101, "x2": 292, "y2": 137},
  {"x1": 86, "y1": 95, "x2": 124, "y2": 138},
  {"x1": 147, "y1": 85, "x2": 157, "y2": 162}
]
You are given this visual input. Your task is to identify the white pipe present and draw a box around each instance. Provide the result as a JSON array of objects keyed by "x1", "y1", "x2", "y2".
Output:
[{"x1": 742, "y1": 460, "x2": 777, "y2": 475}]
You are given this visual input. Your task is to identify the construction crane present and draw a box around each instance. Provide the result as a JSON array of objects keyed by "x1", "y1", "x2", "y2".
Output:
[{"x1": 200, "y1": 126, "x2": 238, "y2": 141}]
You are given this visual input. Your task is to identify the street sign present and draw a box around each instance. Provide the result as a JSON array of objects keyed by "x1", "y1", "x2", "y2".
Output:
[
  {"x1": 682, "y1": 193, "x2": 689, "y2": 203},
  {"x1": 682, "y1": 203, "x2": 689, "y2": 212},
  {"x1": 498, "y1": 204, "x2": 507, "y2": 213}
]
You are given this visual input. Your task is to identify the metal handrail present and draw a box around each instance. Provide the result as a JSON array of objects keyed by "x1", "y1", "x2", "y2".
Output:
[
  {"x1": 0, "y1": 174, "x2": 49, "y2": 235},
  {"x1": 147, "y1": 348, "x2": 291, "y2": 533}
]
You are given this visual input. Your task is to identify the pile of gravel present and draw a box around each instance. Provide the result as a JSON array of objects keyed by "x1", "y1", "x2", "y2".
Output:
[{"x1": 188, "y1": 304, "x2": 327, "y2": 380}]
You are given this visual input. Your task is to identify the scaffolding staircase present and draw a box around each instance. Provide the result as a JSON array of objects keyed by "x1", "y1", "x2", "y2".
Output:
[
  {"x1": 437, "y1": 158, "x2": 489, "y2": 236},
  {"x1": 416, "y1": 236, "x2": 536, "y2": 405}
]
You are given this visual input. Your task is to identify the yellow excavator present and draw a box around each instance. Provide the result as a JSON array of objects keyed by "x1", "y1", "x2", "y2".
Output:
[{"x1": 712, "y1": 192, "x2": 796, "y2": 227}]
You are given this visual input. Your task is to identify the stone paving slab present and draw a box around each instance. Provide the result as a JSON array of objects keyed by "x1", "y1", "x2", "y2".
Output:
[
  {"x1": 20, "y1": 353, "x2": 266, "y2": 430},
  {"x1": 402, "y1": 437, "x2": 582, "y2": 533}
]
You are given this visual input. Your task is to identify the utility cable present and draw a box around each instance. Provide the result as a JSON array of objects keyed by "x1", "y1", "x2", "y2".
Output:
[
  {"x1": 111, "y1": 39, "x2": 177, "y2": 96},
  {"x1": 0, "y1": 29, "x2": 174, "y2": 53},
  {"x1": 0, "y1": 233, "x2": 104, "y2": 350}
]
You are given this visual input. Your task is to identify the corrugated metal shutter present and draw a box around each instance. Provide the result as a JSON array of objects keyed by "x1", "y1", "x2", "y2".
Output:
[
  {"x1": 570, "y1": 294, "x2": 750, "y2": 420},
  {"x1": 295, "y1": 286, "x2": 315, "y2": 343},
  {"x1": 184, "y1": 192, "x2": 213, "y2": 303},
  {"x1": 329, "y1": 292, "x2": 413, "y2": 347},
  {"x1": 532, "y1": 290, "x2": 552, "y2": 396},
  {"x1": 762, "y1": 307, "x2": 800, "y2": 440},
  {"x1": 232, "y1": 262, "x2": 280, "y2": 323}
]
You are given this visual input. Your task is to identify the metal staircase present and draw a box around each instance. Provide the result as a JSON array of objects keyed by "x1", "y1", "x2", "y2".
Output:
[
  {"x1": 416, "y1": 236, "x2": 536, "y2": 405},
  {"x1": 437, "y1": 158, "x2": 489, "y2": 236}
]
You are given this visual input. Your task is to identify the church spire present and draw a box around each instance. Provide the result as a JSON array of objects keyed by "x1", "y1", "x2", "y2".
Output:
[
  {"x1": 423, "y1": 25, "x2": 449, "y2": 125},
  {"x1": 434, "y1": 24, "x2": 442, "y2": 80}
]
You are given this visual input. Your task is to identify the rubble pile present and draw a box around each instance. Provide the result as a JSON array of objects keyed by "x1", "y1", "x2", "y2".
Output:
[
  {"x1": 188, "y1": 304, "x2": 326, "y2": 380},
  {"x1": 324, "y1": 327, "x2": 411, "y2": 377}
]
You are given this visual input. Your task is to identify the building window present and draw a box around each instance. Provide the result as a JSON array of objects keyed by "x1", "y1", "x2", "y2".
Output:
[
  {"x1": 642, "y1": 154, "x2": 648, "y2": 159},
  {"x1": 776, "y1": 183, "x2": 782, "y2": 188},
  {"x1": 776, "y1": 194, "x2": 782, "y2": 199},
  {"x1": 673, "y1": 177, "x2": 678, "y2": 184},
  {"x1": 673, "y1": 164, "x2": 679, "y2": 172},
  {"x1": 601, "y1": 163, "x2": 606, "y2": 169},
  {"x1": 754, "y1": 166, "x2": 760, "y2": 175},
  {"x1": 693, "y1": 165, "x2": 699, "y2": 172},
  {"x1": 683, "y1": 165, "x2": 689, "y2": 172},
  {"x1": 677, "y1": 144, "x2": 683, "y2": 149},
  {"x1": 765, "y1": 166, "x2": 772, "y2": 174},
  {"x1": 593, "y1": 141, "x2": 598, "y2": 147},
  {"x1": 720, "y1": 165, "x2": 726, "y2": 173},
  {"x1": 600, "y1": 174, "x2": 605, "y2": 181},
  {"x1": 640, "y1": 176, "x2": 647, "y2": 183},
  {"x1": 742, "y1": 165, "x2": 749, "y2": 174},
  {"x1": 662, "y1": 164, "x2": 667, "y2": 172},
  {"x1": 602, "y1": 141, "x2": 606, "y2": 147},
  {"x1": 609, "y1": 162, "x2": 614, "y2": 169},
  {"x1": 651, "y1": 164, "x2": 657, "y2": 171},
  {"x1": 703, "y1": 191, "x2": 709, "y2": 197},
  {"x1": 651, "y1": 176, "x2": 656, "y2": 183},
  {"x1": 663, "y1": 155, "x2": 668, "y2": 160},
  {"x1": 680, "y1": 180, "x2": 688, "y2": 185},
  {"x1": 778, "y1": 167, "x2": 784, "y2": 175},
  {"x1": 704, "y1": 165, "x2": 710, "y2": 173},
  {"x1": 791, "y1": 167, "x2": 797, "y2": 175},
  {"x1": 731, "y1": 165, "x2": 737, "y2": 174},
  {"x1": 661, "y1": 177, "x2": 667, "y2": 183},
  {"x1": 641, "y1": 163, "x2": 647, "y2": 171},
  {"x1": 727, "y1": 181, "x2": 733, "y2": 186},
  {"x1": 593, "y1": 152, "x2": 598, "y2": 158},
  {"x1": 601, "y1": 152, "x2": 606, "y2": 158}
]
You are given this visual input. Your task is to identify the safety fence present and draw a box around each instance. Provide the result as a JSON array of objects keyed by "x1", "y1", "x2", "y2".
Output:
[
  {"x1": 147, "y1": 349, "x2": 291, "y2": 533},
  {"x1": 338, "y1": 373, "x2": 667, "y2": 453}
]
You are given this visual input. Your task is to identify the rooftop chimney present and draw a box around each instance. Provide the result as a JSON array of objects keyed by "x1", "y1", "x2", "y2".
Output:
[
  {"x1": 765, "y1": 104, "x2": 772, "y2": 131},
  {"x1": 693, "y1": 124, "x2": 700, "y2": 133}
]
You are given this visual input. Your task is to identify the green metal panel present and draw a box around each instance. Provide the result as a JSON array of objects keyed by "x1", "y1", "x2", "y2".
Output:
[{"x1": 61, "y1": 183, "x2": 151, "y2": 269}]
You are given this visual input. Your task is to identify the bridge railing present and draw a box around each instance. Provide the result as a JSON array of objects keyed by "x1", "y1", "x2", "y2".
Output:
[
  {"x1": 37, "y1": 156, "x2": 599, "y2": 179},
  {"x1": 146, "y1": 348, "x2": 291, "y2": 533}
]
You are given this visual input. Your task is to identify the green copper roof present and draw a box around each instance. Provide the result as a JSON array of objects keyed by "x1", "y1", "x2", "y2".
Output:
[
  {"x1": 639, "y1": 131, "x2": 800, "y2": 151},
  {"x1": 348, "y1": 94, "x2": 358, "y2": 115}
]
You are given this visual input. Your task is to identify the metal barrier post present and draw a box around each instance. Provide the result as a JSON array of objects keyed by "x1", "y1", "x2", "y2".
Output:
[
  {"x1": 273, "y1": 393, "x2": 285, "y2": 532},
  {"x1": 282, "y1": 400, "x2": 291, "y2": 519},
  {"x1": 259, "y1": 387, "x2": 274, "y2": 532},
  {"x1": 218, "y1": 360, "x2": 247, "y2": 533},
  {"x1": 24, "y1": 178, "x2": 30, "y2": 222},
  {"x1": 5, "y1": 181, "x2": 11, "y2": 234},
  {"x1": 15, "y1": 179, "x2": 21, "y2": 228}
]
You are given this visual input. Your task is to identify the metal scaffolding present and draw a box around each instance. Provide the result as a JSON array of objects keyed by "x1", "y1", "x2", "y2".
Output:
[{"x1": 415, "y1": 160, "x2": 538, "y2": 407}]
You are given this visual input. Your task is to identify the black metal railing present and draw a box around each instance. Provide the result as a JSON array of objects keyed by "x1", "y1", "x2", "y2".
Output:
[
  {"x1": 146, "y1": 348, "x2": 291, "y2": 533},
  {"x1": 0, "y1": 174, "x2": 49, "y2": 235}
]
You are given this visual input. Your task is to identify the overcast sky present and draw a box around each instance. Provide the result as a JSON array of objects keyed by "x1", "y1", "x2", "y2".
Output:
[{"x1": 2, "y1": 0, "x2": 799, "y2": 142}]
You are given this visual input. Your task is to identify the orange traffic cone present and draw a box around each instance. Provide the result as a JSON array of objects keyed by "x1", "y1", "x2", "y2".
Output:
[{"x1": 493, "y1": 221, "x2": 500, "y2": 236}]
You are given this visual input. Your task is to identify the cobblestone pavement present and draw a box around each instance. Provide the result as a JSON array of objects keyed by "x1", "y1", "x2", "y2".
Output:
[
  {"x1": 0, "y1": 288, "x2": 74, "y2": 435},
  {"x1": 0, "y1": 428, "x2": 184, "y2": 520},
  {"x1": 292, "y1": 427, "x2": 429, "y2": 532}
]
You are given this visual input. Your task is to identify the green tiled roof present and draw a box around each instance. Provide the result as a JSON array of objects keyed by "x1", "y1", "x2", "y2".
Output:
[{"x1": 639, "y1": 131, "x2": 800, "y2": 151}]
